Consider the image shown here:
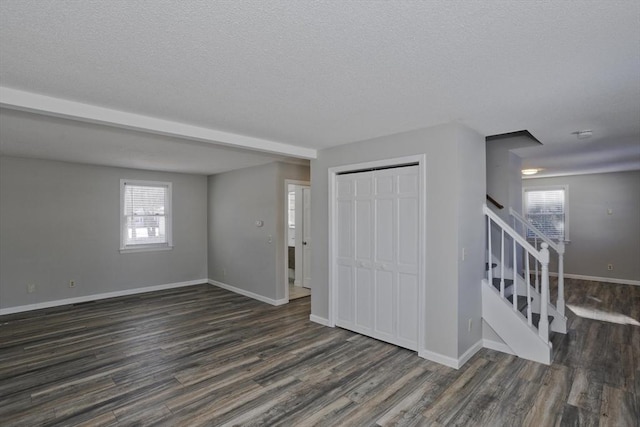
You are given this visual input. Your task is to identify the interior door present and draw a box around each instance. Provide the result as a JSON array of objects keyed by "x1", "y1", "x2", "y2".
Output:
[
  {"x1": 302, "y1": 187, "x2": 312, "y2": 288},
  {"x1": 335, "y1": 165, "x2": 419, "y2": 350}
]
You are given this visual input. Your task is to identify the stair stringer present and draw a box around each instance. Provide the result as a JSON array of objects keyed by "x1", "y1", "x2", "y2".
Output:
[
  {"x1": 482, "y1": 279, "x2": 552, "y2": 365},
  {"x1": 510, "y1": 276, "x2": 568, "y2": 334}
]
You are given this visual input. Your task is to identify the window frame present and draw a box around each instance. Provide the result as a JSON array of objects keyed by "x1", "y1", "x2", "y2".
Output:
[
  {"x1": 523, "y1": 184, "x2": 569, "y2": 243},
  {"x1": 119, "y1": 179, "x2": 173, "y2": 253}
]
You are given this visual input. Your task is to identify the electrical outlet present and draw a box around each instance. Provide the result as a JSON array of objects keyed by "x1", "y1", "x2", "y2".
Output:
[
  {"x1": 607, "y1": 264, "x2": 613, "y2": 271},
  {"x1": 27, "y1": 283, "x2": 36, "y2": 294},
  {"x1": 462, "y1": 247, "x2": 466, "y2": 261},
  {"x1": 222, "y1": 268, "x2": 227, "y2": 277},
  {"x1": 468, "y1": 318, "x2": 472, "y2": 332},
  {"x1": 69, "y1": 280, "x2": 76, "y2": 288}
]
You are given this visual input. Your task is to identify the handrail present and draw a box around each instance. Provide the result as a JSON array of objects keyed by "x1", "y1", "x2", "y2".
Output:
[
  {"x1": 483, "y1": 205, "x2": 543, "y2": 262},
  {"x1": 486, "y1": 194, "x2": 504, "y2": 210},
  {"x1": 509, "y1": 207, "x2": 563, "y2": 254}
]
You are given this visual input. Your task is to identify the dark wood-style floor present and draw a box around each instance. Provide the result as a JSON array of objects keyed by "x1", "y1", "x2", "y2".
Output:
[{"x1": 1, "y1": 279, "x2": 638, "y2": 426}]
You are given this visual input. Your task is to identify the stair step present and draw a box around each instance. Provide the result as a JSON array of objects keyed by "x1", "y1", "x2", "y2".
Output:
[
  {"x1": 491, "y1": 277, "x2": 514, "y2": 291},
  {"x1": 531, "y1": 313, "x2": 554, "y2": 329},
  {"x1": 506, "y1": 294, "x2": 530, "y2": 313}
]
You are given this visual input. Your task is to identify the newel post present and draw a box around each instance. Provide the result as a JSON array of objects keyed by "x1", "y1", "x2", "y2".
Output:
[
  {"x1": 539, "y1": 243, "x2": 550, "y2": 341},
  {"x1": 557, "y1": 242, "x2": 565, "y2": 316}
]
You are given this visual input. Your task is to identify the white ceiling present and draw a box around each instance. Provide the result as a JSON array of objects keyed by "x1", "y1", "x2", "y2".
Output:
[{"x1": 1, "y1": 0, "x2": 639, "y2": 176}]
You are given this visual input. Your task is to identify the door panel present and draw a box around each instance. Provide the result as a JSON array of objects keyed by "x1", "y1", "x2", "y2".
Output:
[
  {"x1": 398, "y1": 273, "x2": 419, "y2": 346},
  {"x1": 398, "y1": 197, "x2": 419, "y2": 267},
  {"x1": 375, "y1": 198, "x2": 395, "y2": 263},
  {"x1": 375, "y1": 269, "x2": 394, "y2": 337},
  {"x1": 337, "y1": 264, "x2": 354, "y2": 325},
  {"x1": 355, "y1": 199, "x2": 372, "y2": 260},
  {"x1": 355, "y1": 267, "x2": 373, "y2": 330}
]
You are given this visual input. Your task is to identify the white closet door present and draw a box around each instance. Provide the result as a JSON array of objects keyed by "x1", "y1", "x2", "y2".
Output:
[{"x1": 335, "y1": 165, "x2": 419, "y2": 351}]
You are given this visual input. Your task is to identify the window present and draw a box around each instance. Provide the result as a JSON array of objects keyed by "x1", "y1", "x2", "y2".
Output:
[
  {"x1": 288, "y1": 191, "x2": 296, "y2": 228},
  {"x1": 523, "y1": 186, "x2": 568, "y2": 242},
  {"x1": 120, "y1": 179, "x2": 172, "y2": 252}
]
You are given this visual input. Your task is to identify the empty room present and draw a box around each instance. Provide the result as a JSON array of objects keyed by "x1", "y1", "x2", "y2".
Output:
[{"x1": 1, "y1": 1, "x2": 639, "y2": 426}]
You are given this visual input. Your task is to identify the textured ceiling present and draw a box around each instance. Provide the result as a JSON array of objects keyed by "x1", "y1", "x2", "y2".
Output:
[{"x1": 0, "y1": 0, "x2": 639, "y2": 175}]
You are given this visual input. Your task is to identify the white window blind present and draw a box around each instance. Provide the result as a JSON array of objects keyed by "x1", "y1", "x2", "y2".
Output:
[
  {"x1": 524, "y1": 187, "x2": 567, "y2": 241},
  {"x1": 120, "y1": 180, "x2": 172, "y2": 251}
]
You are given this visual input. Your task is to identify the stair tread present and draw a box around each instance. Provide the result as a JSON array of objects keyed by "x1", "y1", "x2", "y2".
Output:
[
  {"x1": 491, "y1": 277, "x2": 514, "y2": 291},
  {"x1": 506, "y1": 294, "x2": 530, "y2": 313},
  {"x1": 531, "y1": 313, "x2": 554, "y2": 329}
]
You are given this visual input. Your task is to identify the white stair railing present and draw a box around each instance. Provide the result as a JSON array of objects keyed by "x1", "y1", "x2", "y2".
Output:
[
  {"x1": 485, "y1": 205, "x2": 550, "y2": 342},
  {"x1": 509, "y1": 207, "x2": 565, "y2": 317}
]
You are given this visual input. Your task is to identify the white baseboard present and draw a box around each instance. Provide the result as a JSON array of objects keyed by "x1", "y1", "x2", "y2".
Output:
[
  {"x1": 549, "y1": 272, "x2": 639, "y2": 286},
  {"x1": 419, "y1": 339, "x2": 483, "y2": 370},
  {"x1": 208, "y1": 279, "x2": 287, "y2": 306},
  {"x1": 0, "y1": 279, "x2": 206, "y2": 316},
  {"x1": 458, "y1": 340, "x2": 483, "y2": 367},
  {"x1": 309, "y1": 314, "x2": 331, "y2": 327},
  {"x1": 419, "y1": 349, "x2": 459, "y2": 369},
  {"x1": 483, "y1": 338, "x2": 516, "y2": 355}
]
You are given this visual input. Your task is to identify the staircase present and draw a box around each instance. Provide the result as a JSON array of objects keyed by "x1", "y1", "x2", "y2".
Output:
[{"x1": 482, "y1": 205, "x2": 567, "y2": 364}]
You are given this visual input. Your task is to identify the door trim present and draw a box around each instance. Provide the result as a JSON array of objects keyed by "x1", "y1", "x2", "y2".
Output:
[
  {"x1": 283, "y1": 179, "x2": 311, "y2": 303},
  {"x1": 328, "y1": 154, "x2": 427, "y2": 354}
]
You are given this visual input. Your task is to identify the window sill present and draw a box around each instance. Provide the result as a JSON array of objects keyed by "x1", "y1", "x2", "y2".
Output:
[{"x1": 120, "y1": 245, "x2": 173, "y2": 254}]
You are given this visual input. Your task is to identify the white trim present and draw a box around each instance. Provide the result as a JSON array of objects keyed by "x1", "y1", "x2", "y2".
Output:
[
  {"x1": 0, "y1": 87, "x2": 317, "y2": 159},
  {"x1": 0, "y1": 279, "x2": 205, "y2": 316},
  {"x1": 208, "y1": 279, "x2": 287, "y2": 306},
  {"x1": 120, "y1": 179, "x2": 173, "y2": 251},
  {"x1": 458, "y1": 340, "x2": 484, "y2": 367},
  {"x1": 418, "y1": 350, "x2": 459, "y2": 369},
  {"x1": 419, "y1": 340, "x2": 483, "y2": 370},
  {"x1": 309, "y1": 314, "x2": 331, "y2": 326},
  {"x1": 327, "y1": 154, "x2": 427, "y2": 352},
  {"x1": 549, "y1": 272, "x2": 640, "y2": 287},
  {"x1": 483, "y1": 338, "x2": 516, "y2": 355},
  {"x1": 119, "y1": 245, "x2": 173, "y2": 254}
]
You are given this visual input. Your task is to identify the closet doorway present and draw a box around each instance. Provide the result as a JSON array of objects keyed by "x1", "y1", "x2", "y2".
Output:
[{"x1": 328, "y1": 155, "x2": 426, "y2": 352}]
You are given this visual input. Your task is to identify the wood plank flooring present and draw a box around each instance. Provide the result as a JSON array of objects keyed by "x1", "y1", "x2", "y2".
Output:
[{"x1": 1, "y1": 278, "x2": 638, "y2": 426}]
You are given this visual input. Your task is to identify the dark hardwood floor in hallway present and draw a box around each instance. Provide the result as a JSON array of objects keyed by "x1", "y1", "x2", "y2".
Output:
[{"x1": 0, "y1": 279, "x2": 638, "y2": 426}]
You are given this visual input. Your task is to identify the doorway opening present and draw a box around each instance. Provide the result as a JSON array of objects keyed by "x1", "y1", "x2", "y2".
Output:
[{"x1": 284, "y1": 180, "x2": 311, "y2": 302}]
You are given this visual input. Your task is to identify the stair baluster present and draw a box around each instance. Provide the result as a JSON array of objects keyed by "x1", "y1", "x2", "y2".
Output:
[
  {"x1": 512, "y1": 236, "x2": 517, "y2": 312},
  {"x1": 557, "y1": 242, "x2": 565, "y2": 316},
  {"x1": 500, "y1": 229, "x2": 505, "y2": 297},
  {"x1": 525, "y1": 255, "x2": 532, "y2": 326},
  {"x1": 538, "y1": 243, "x2": 550, "y2": 340}
]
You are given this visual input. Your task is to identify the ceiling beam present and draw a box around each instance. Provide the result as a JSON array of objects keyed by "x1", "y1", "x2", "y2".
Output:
[{"x1": 0, "y1": 87, "x2": 317, "y2": 159}]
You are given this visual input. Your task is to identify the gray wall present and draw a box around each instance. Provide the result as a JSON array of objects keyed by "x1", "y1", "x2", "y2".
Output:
[
  {"x1": 486, "y1": 134, "x2": 538, "y2": 219},
  {"x1": 0, "y1": 156, "x2": 208, "y2": 310},
  {"x1": 523, "y1": 170, "x2": 640, "y2": 281},
  {"x1": 207, "y1": 162, "x2": 309, "y2": 301},
  {"x1": 311, "y1": 123, "x2": 486, "y2": 360}
]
